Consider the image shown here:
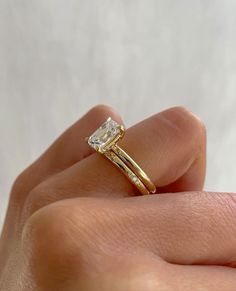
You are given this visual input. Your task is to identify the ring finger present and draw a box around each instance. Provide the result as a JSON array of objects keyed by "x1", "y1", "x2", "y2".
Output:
[{"x1": 24, "y1": 106, "x2": 206, "y2": 216}]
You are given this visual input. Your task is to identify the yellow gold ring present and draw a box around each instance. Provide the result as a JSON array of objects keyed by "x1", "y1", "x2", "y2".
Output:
[{"x1": 87, "y1": 117, "x2": 156, "y2": 195}]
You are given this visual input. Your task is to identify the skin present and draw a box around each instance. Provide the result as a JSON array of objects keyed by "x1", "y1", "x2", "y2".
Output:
[{"x1": 0, "y1": 105, "x2": 235, "y2": 291}]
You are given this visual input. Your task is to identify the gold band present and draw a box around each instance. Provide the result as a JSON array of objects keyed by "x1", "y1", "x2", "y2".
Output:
[
  {"x1": 87, "y1": 117, "x2": 156, "y2": 195},
  {"x1": 105, "y1": 150, "x2": 150, "y2": 195},
  {"x1": 111, "y1": 145, "x2": 156, "y2": 194}
]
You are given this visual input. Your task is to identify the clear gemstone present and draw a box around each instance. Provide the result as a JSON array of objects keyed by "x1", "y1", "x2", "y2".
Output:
[{"x1": 88, "y1": 118, "x2": 121, "y2": 152}]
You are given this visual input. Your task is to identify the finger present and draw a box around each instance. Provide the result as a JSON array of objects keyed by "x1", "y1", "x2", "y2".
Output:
[
  {"x1": 24, "y1": 107, "x2": 206, "y2": 215},
  {"x1": 125, "y1": 192, "x2": 236, "y2": 266},
  {"x1": 29, "y1": 192, "x2": 236, "y2": 267},
  {"x1": 4, "y1": 105, "x2": 122, "y2": 243},
  {"x1": 10, "y1": 104, "x2": 122, "y2": 201},
  {"x1": 70, "y1": 106, "x2": 206, "y2": 194},
  {"x1": 22, "y1": 194, "x2": 236, "y2": 290},
  {"x1": 76, "y1": 106, "x2": 205, "y2": 194}
]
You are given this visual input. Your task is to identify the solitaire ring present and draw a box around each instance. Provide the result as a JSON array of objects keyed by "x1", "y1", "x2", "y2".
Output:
[{"x1": 87, "y1": 117, "x2": 156, "y2": 195}]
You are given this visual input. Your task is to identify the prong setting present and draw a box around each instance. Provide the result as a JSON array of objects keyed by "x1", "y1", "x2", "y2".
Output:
[
  {"x1": 87, "y1": 117, "x2": 124, "y2": 153},
  {"x1": 86, "y1": 116, "x2": 156, "y2": 195}
]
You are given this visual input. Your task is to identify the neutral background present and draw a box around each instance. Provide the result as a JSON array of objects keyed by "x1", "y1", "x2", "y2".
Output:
[{"x1": 1, "y1": 0, "x2": 236, "y2": 229}]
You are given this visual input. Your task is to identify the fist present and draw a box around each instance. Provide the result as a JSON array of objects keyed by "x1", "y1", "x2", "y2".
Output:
[{"x1": 0, "y1": 106, "x2": 235, "y2": 291}]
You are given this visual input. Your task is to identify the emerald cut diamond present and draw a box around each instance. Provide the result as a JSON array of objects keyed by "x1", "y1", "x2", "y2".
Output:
[{"x1": 88, "y1": 118, "x2": 124, "y2": 153}]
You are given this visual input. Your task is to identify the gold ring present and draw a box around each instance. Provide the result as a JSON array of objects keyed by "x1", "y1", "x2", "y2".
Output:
[{"x1": 87, "y1": 117, "x2": 156, "y2": 195}]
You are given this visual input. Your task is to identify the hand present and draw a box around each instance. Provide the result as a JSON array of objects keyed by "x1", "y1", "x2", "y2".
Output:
[{"x1": 0, "y1": 105, "x2": 235, "y2": 291}]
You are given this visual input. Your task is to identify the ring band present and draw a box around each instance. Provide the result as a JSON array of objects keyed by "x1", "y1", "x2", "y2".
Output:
[
  {"x1": 111, "y1": 145, "x2": 156, "y2": 194},
  {"x1": 87, "y1": 117, "x2": 156, "y2": 195},
  {"x1": 105, "y1": 150, "x2": 150, "y2": 195}
]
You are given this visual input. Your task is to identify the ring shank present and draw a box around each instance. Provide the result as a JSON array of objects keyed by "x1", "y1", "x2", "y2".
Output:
[
  {"x1": 111, "y1": 145, "x2": 156, "y2": 194},
  {"x1": 104, "y1": 151, "x2": 150, "y2": 195}
]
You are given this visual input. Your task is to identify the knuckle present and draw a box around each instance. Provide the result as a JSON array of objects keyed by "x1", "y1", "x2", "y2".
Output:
[
  {"x1": 162, "y1": 106, "x2": 206, "y2": 149},
  {"x1": 10, "y1": 169, "x2": 30, "y2": 201},
  {"x1": 23, "y1": 182, "x2": 56, "y2": 217},
  {"x1": 22, "y1": 202, "x2": 73, "y2": 258},
  {"x1": 11, "y1": 172, "x2": 25, "y2": 193},
  {"x1": 10, "y1": 165, "x2": 44, "y2": 203},
  {"x1": 21, "y1": 199, "x2": 109, "y2": 279}
]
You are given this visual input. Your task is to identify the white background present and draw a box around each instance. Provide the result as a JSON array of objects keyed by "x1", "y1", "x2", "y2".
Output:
[{"x1": 1, "y1": 0, "x2": 236, "y2": 229}]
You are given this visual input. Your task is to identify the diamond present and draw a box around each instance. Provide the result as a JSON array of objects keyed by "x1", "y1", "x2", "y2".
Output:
[{"x1": 88, "y1": 118, "x2": 123, "y2": 153}]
